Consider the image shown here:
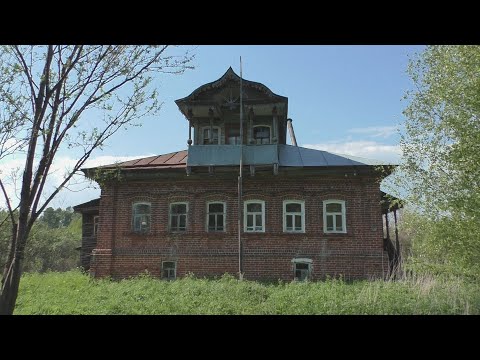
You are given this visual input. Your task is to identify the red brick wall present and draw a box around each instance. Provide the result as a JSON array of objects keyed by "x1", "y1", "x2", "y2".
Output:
[{"x1": 90, "y1": 171, "x2": 388, "y2": 281}]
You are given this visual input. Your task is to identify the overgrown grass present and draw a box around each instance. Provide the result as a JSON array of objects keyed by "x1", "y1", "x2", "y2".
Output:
[{"x1": 14, "y1": 270, "x2": 480, "y2": 314}]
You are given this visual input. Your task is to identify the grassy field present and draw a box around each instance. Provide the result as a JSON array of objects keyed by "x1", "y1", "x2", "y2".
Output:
[{"x1": 14, "y1": 270, "x2": 479, "y2": 314}]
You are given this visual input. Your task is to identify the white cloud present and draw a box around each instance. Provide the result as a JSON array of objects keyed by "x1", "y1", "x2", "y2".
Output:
[
  {"x1": 0, "y1": 153, "x2": 154, "y2": 210},
  {"x1": 347, "y1": 125, "x2": 398, "y2": 138},
  {"x1": 302, "y1": 140, "x2": 401, "y2": 163}
]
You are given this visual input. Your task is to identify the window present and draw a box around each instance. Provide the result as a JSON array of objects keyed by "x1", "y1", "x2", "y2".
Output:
[
  {"x1": 132, "y1": 202, "x2": 151, "y2": 233},
  {"x1": 202, "y1": 126, "x2": 220, "y2": 145},
  {"x1": 170, "y1": 202, "x2": 188, "y2": 232},
  {"x1": 207, "y1": 202, "x2": 226, "y2": 232},
  {"x1": 283, "y1": 200, "x2": 305, "y2": 233},
  {"x1": 323, "y1": 200, "x2": 346, "y2": 233},
  {"x1": 227, "y1": 127, "x2": 241, "y2": 145},
  {"x1": 292, "y1": 259, "x2": 312, "y2": 281},
  {"x1": 162, "y1": 261, "x2": 176, "y2": 280},
  {"x1": 253, "y1": 125, "x2": 271, "y2": 144},
  {"x1": 244, "y1": 200, "x2": 265, "y2": 232},
  {"x1": 93, "y1": 216, "x2": 99, "y2": 236}
]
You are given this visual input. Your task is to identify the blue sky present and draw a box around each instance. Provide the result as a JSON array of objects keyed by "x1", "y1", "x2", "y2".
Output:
[
  {"x1": 1, "y1": 45, "x2": 425, "y2": 208},
  {"x1": 102, "y1": 45, "x2": 423, "y2": 158}
]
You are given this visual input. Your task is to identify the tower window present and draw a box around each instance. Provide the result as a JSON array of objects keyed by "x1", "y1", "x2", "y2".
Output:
[{"x1": 253, "y1": 126, "x2": 271, "y2": 144}]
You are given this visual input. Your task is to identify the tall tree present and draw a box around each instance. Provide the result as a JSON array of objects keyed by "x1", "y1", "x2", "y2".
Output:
[
  {"x1": 387, "y1": 45, "x2": 480, "y2": 275},
  {"x1": 396, "y1": 45, "x2": 480, "y2": 217},
  {"x1": 0, "y1": 45, "x2": 194, "y2": 314}
]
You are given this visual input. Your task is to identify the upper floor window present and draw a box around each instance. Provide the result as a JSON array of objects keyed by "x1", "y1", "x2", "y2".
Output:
[
  {"x1": 323, "y1": 200, "x2": 346, "y2": 234},
  {"x1": 227, "y1": 127, "x2": 241, "y2": 145},
  {"x1": 207, "y1": 202, "x2": 226, "y2": 232},
  {"x1": 244, "y1": 200, "x2": 265, "y2": 232},
  {"x1": 132, "y1": 202, "x2": 151, "y2": 233},
  {"x1": 170, "y1": 202, "x2": 188, "y2": 232},
  {"x1": 253, "y1": 125, "x2": 271, "y2": 144},
  {"x1": 202, "y1": 126, "x2": 220, "y2": 145},
  {"x1": 93, "y1": 215, "x2": 99, "y2": 236},
  {"x1": 283, "y1": 200, "x2": 305, "y2": 233}
]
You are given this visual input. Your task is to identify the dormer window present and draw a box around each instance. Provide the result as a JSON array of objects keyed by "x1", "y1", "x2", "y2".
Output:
[
  {"x1": 253, "y1": 126, "x2": 271, "y2": 144},
  {"x1": 202, "y1": 127, "x2": 220, "y2": 145},
  {"x1": 227, "y1": 127, "x2": 241, "y2": 145}
]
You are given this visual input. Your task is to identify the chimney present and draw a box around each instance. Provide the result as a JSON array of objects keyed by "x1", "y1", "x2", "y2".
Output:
[{"x1": 287, "y1": 118, "x2": 297, "y2": 146}]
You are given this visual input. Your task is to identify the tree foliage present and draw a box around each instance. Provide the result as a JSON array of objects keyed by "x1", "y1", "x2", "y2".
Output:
[
  {"x1": 398, "y1": 45, "x2": 480, "y2": 217},
  {"x1": 0, "y1": 208, "x2": 81, "y2": 275},
  {"x1": 389, "y1": 46, "x2": 480, "y2": 277},
  {"x1": 0, "y1": 45, "x2": 194, "y2": 314}
]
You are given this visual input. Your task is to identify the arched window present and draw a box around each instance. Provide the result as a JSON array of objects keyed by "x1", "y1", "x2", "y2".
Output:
[
  {"x1": 170, "y1": 202, "x2": 188, "y2": 232},
  {"x1": 132, "y1": 202, "x2": 151, "y2": 233},
  {"x1": 206, "y1": 201, "x2": 226, "y2": 232},
  {"x1": 244, "y1": 200, "x2": 265, "y2": 232},
  {"x1": 283, "y1": 200, "x2": 305, "y2": 233},
  {"x1": 323, "y1": 200, "x2": 346, "y2": 233}
]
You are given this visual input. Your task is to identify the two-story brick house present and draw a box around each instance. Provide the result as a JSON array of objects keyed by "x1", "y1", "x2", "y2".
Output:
[{"x1": 74, "y1": 67, "x2": 395, "y2": 281}]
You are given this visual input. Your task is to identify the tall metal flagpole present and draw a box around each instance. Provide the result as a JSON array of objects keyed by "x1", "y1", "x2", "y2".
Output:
[{"x1": 238, "y1": 57, "x2": 244, "y2": 279}]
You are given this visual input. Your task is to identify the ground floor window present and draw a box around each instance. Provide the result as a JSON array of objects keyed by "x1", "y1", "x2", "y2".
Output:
[
  {"x1": 162, "y1": 261, "x2": 176, "y2": 280},
  {"x1": 292, "y1": 258, "x2": 312, "y2": 281}
]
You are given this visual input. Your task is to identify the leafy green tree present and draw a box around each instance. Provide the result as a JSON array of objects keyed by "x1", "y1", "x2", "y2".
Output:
[
  {"x1": 388, "y1": 46, "x2": 480, "y2": 277},
  {"x1": 0, "y1": 45, "x2": 194, "y2": 314},
  {"x1": 1, "y1": 208, "x2": 81, "y2": 275},
  {"x1": 398, "y1": 45, "x2": 480, "y2": 217}
]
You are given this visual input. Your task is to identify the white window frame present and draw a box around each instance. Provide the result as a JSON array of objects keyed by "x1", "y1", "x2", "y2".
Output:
[
  {"x1": 162, "y1": 261, "x2": 176, "y2": 281},
  {"x1": 169, "y1": 202, "x2": 188, "y2": 232},
  {"x1": 283, "y1": 200, "x2": 305, "y2": 233},
  {"x1": 323, "y1": 200, "x2": 346, "y2": 234},
  {"x1": 201, "y1": 126, "x2": 221, "y2": 145},
  {"x1": 93, "y1": 215, "x2": 99, "y2": 236},
  {"x1": 291, "y1": 258, "x2": 313, "y2": 281},
  {"x1": 252, "y1": 125, "x2": 271, "y2": 145},
  {"x1": 206, "y1": 201, "x2": 226, "y2": 232},
  {"x1": 132, "y1": 202, "x2": 151, "y2": 233},
  {"x1": 244, "y1": 200, "x2": 265, "y2": 233}
]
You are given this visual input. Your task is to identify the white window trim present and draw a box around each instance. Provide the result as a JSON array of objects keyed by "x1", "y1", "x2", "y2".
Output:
[
  {"x1": 169, "y1": 202, "x2": 188, "y2": 232},
  {"x1": 252, "y1": 125, "x2": 272, "y2": 144},
  {"x1": 132, "y1": 202, "x2": 151, "y2": 233},
  {"x1": 283, "y1": 200, "x2": 305, "y2": 233},
  {"x1": 244, "y1": 200, "x2": 265, "y2": 233},
  {"x1": 206, "y1": 201, "x2": 227, "y2": 232},
  {"x1": 162, "y1": 261, "x2": 177, "y2": 281},
  {"x1": 323, "y1": 200, "x2": 347, "y2": 234},
  {"x1": 201, "y1": 126, "x2": 221, "y2": 145}
]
